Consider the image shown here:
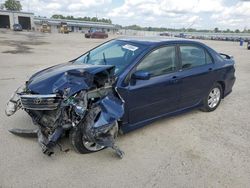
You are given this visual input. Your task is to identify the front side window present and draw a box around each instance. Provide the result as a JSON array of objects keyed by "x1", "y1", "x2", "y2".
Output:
[
  {"x1": 180, "y1": 45, "x2": 212, "y2": 69},
  {"x1": 136, "y1": 46, "x2": 177, "y2": 77}
]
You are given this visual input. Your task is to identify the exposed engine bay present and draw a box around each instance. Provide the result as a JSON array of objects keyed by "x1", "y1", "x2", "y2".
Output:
[{"x1": 5, "y1": 64, "x2": 125, "y2": 158}]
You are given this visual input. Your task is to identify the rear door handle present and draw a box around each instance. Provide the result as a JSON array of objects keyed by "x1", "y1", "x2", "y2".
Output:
[{"x1": 208, "y1": 68, "x2": 213, "y2": 71}]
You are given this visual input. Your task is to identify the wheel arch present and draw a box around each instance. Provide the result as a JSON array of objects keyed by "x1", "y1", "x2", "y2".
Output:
[{"x1": 217, "y1": 81, "x2": 225, "y2": 98}]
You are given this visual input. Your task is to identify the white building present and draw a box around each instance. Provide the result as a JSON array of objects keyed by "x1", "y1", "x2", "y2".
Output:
[
  {"x1": 0, "y1": 10, "x2": 117, "y2": 33},
  {"x1": 0, "y1": 10, "x2": 35, "y2": 29}
]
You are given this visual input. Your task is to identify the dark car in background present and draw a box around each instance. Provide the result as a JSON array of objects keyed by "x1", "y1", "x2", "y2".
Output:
[
  {"x1": 13, "y1": 24, "x2": 22, "y2": 31},
  {"x1": 247, "y1": 41, "x2": 250, "y2": 50},
  {"x1": 85, "y1": 29, "x2": 108, "y2": 38},
  {"x1": 159, "y1": 32, "x2": 170, "y2": 36},
  {"x1": 6, "y1": 37, "x2": 236, "y2": 158}
]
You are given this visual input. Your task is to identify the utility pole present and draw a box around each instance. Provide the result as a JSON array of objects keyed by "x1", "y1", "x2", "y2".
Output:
[
  {"x1": 27, "y1": 0, "x2": 30, "y2": 12},
  {"x1": 12, "y1": 11, "x2": 15, "y2": 28}
]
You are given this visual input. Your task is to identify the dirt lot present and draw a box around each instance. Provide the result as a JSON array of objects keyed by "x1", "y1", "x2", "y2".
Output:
[{"x1": 0, "y1": 29, "x2": 250, "y2": 188}]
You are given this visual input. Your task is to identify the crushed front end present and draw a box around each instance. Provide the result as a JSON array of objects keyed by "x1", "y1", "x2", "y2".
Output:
[{"x1": 5, "y1": 64, "x2": 125, "y2": 158}]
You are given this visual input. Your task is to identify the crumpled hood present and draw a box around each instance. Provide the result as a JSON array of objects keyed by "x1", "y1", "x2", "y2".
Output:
[{"x1": 27, "y1": 62, "x2": 115, "y2": 96}]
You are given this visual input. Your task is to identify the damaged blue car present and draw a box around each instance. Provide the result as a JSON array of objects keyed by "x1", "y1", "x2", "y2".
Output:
[{"x1": 6, "y1": 37, "x2": 236, "y2": 158}]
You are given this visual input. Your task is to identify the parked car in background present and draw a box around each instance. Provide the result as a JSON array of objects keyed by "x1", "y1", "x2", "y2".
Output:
[
  {"x1": 13, "y1": 24, "x2": 22, "y2": 31},
  {"x1": 159, "y1": 32, "x2": 170, "y2": 36},
  {"x1": 85, "y1": 29, "x2": 108, "y2": 38},
  {"x1": 6, "y1": 37, "x2": 236, "y2": 158},
  {"x1": 247, "y1": 41, "x2": 250, "y2": 50}
]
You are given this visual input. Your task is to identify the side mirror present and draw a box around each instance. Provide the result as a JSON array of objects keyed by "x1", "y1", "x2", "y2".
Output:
[{"x1": 132, "y1": 70, "x2": 151, "y2": 80}]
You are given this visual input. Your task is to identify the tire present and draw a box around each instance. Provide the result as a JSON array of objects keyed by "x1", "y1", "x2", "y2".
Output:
[
  {"x1": 69, "y1": 120, "x2": 118, "y2": 154},
  {"x1": 201, "y1": 83, "x2": 222, "y2": 112}
]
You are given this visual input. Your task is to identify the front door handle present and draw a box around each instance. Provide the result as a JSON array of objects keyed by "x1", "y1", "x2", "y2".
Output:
[
  {"x1": 208, "y1": 68, "x2": 213, "y2": 71},
  {"x1": 171, "y1": 76, "x2": 179, "y2": 83}
]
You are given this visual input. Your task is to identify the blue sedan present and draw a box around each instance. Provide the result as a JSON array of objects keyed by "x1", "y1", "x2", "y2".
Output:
[
  {"x1": 75, "y1": 37, "x2": 235, "y2": 130},
  {"x1": 6, "y1": 37, "x2": 236, "y2": 157}
]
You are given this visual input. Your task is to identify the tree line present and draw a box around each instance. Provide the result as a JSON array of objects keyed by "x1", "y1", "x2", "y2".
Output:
[
  {"x1": 123, "y1": 25, "x2": 250, "y2": 33},
  {"x1": 51, "y1": 14, "x2": 112, "y2": 24}
]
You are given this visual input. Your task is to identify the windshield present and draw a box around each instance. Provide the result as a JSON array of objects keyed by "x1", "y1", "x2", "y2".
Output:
[{"x1": 74, "y1": 40, "x2": 145, "y2": 75}]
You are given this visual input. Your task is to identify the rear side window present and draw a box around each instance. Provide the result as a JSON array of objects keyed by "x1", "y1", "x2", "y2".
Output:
[
  {"x1": 136, "y1": 46, "x2": 177, "y2": 77},
  {"x1": 180, "y1": 45, "x2": 212, "y2": 70}
]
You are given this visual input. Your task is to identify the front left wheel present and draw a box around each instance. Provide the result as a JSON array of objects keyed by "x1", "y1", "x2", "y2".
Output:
[{"x1": 69, "y1": 121, "x2": 118, "y2": 154}]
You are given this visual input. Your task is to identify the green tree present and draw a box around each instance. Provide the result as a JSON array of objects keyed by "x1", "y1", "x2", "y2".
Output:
[
  {"x1": 66, "y1": 15, "x2": 74, "y2": 20},
  {"x1": 51, "y1": 14, "x2": 64, "y2": 19},
  {"x1": 235, "y1": 29, "x2": 240, "y2": 33},
  {"x1": 91, "y1": 17, "x2": 98, "y2": 22},
  {"x1": 214, "y1": 27, "x2": 219, "y2": 33},
  {"x1": 4, "y1": 0, "x2": 22, "y2": 11}
]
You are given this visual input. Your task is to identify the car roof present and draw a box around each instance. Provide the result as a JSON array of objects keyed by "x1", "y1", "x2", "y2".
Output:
[{"x1": 116, "y1": 36, "x2": 203, "y2": 47}]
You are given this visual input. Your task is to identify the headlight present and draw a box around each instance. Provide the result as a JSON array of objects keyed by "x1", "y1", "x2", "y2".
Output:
[
  {"x1": 5, "y1": 84, "x2": 26, "y2": 116},
  {"x1": 5, "y1": 101, "x2": 18, "y2": 116}
]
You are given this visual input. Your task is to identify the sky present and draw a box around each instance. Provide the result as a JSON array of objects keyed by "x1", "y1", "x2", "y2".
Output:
[{"x1": 2, "y1": 0, "x2": 250, "y2": 30}]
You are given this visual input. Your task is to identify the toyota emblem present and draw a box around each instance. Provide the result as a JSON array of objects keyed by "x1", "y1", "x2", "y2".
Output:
[{"x1": 33, "y1": 98, "x2": 42, "y2": 104}]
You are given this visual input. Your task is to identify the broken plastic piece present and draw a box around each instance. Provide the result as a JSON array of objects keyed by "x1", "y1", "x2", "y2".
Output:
[
  {"x1": 9, "y1": 128, "x2": 38, "y2": 137},
  {"x1": 37, "y1": 127, "x2": 64, "y2": 156},
  {"x1": 112, "y1": 145, "x2": 125, "y2": 159}
]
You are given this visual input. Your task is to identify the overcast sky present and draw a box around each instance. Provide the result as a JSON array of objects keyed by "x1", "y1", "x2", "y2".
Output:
[{"x1": 2, "y1": 0, "x2": 250, "y2": 30}]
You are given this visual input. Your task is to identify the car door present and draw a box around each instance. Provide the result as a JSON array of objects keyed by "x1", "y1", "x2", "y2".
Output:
[
  {"x1": 122, "y1": 45, "x2": 181, "y2": 125},
  {"x1": 178, "y1": 44, "x2": 216, "y2": 109}
]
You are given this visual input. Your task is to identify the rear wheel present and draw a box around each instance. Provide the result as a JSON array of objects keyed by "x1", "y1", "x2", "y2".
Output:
[{"x1": 201, "y1": 83, "x2": 222, "y2": 112}]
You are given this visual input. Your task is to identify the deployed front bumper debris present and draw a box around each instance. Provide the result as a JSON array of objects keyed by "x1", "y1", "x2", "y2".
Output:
[
  {"x1": 5, "y1": 65, "x2": 125, "y2": 158},
  {"x1": 83, "y1": 94, "x2": 124, "y2": 158}
]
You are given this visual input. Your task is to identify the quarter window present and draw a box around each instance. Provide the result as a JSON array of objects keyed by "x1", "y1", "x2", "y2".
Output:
[
  {"x1": 180, "y1": 45, "x2": 209, "y2": 69},
  {"x1": 206, "y1": 52, "x2": 213, "y2": 64},
  {"x1": 137, "y1": 46, "x2": 177, "y2": 77}
]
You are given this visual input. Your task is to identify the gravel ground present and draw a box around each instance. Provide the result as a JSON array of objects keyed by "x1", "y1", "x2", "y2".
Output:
[{"x1": 0, "y1": 30, "x2": 249, "y2": 188}]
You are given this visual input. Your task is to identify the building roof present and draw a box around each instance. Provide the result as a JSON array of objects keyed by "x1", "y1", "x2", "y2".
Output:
[
  {"x1": 0, "y1": 10, "x2": 34, "y2": 15},
  {"x1": 34, "y1": 17, "x2": 116, "y2": 29}
]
